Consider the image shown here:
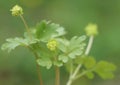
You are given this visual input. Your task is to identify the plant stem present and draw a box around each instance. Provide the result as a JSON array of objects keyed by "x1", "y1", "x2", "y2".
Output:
[
  {"x1": 66, "y1": 65, "x2": 82, "y2": 85},
  {"x1": 72, "y1": 65, "x2": 82, "y2": 79},
  {"x1": 74, "y1": 71, "x2": 87, "y2": 80},
  {"x1": 19, "y1": 13, "x2": 42, "y2": 85},
  {"x1": 36, "y1": 61, "x2": 43, "y2": 85},
  {"x1": 66, "y1": 79, "x2": 72, "y2": 85},
  {"x1": 55, "y1": 66, "x2": 60, "y2": 85},
  {"x1": 19, "y1": 14, "x2": 32, "y2": 39},
  {"x1": 85, "y1": 35, "x2": 94, "y2": 55},
  {"x1": 33, "y1": 51, "x2": 44, "y2": 85},
  {"x1": 75, "y1": 68, "x2": 95, "y2": 80},
  {"x1": 66, "y1": 35, "x2": 94, "y2": 85},
  {"x1": 70, "y1": 61, "x2": 73, "y2": 77}
]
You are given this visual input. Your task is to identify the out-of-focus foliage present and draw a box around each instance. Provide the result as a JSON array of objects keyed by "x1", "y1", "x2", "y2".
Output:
[
  {"x1": 0, "y1": 0, "x2": 120, "y2": 85},
  {"x1": 74, "y1": 56, "x2": 116, "y2": 80}
]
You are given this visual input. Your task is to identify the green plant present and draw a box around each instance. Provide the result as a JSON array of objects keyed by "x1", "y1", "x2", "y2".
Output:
[{"x1": 1, "y1": 5, "x2": 116, "y2": 85}]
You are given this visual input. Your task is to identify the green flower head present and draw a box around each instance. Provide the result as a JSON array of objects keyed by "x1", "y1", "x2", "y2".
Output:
[
  {"x1": 47, "y1": 39, "x2": 58, "y2": 51},
  {"x1": 85, "y1": 23, "x2": 98, "y2": 36},
  {"x1": 10, "y1": 5, "x2": 23, "y2": 16}
]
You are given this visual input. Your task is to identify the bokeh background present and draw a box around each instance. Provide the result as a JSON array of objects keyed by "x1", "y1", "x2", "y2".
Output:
[{"x1": 0, "y1": 0, "x2": 120, "y2": 85}]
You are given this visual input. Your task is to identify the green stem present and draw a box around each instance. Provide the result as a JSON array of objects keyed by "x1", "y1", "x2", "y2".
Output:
[
  {"x1": 84, "y1": 35, "x2": 94, "y2": 55},
  {"x1": 34, "y1": 52, "x2": 44, "y2": 85},
  {"x1": 36, "y1": 61, "x2": 44, "y2": 85},
  {"x1": 70, "y1": 61, "x2": 73, "y2": 77},
  {"x1": 66, "y1": 36, "x2": 94, "y2": 85},
  {"x1": 19, "y1": 14, "x2": 32, "y2": 39},
  {"x1": 66, "y1": 65, "x2": 82, "y2": 85},
  {"x1": 75, "y1": 68, "x2": 95, "y2": 80},
  {"x1": 26, "y1": 46, "x2": 44, "y2": 85},
  {"x1": 75, "y1": 71, "x2": 87, "y2": 80},
  {"x1": 55, "y1": 66, "x2": 60, "y2": 85},
  {"x1": 66, "y1": 79, "x2": 72, "y2": 85},
  {"x1": 20, "y1": 14, "x2": 43, "y2": 84}
]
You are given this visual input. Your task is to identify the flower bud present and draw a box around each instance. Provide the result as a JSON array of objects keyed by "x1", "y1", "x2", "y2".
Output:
[
  {"x1": 47, "y1": 39, "x2": 58, "y2": 51},
  {"x1": 85, "y1": 23, "x2": 98, "y2": 36},
  {"x1": 10, "y1": 5, "x2": 23, "y2": 16}
]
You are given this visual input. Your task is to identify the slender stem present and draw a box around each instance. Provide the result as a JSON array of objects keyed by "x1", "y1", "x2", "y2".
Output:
[
  {"x1": 75, "y1": 68, "x2": 95, "y2": 80},
  {"x1": 19, "y1": 15, "x2": 29, "y2": 32},
  {"x1": 66, "y1": 36, "x2": 94, "y2": 85},
  {"x1": 85, "y1": 35, "x2": 94, "y2": 55},
  {"x1": 54, "y1": 50, "x2": 60, "y2": 85},
  {"x1": 19, "y1": 14, "x2": 32, "y2": 39},
  {"x1": 74, "y1": 71, "x2": 89, "y2": 80},
  {"x1": 70, "y1": 61, "x2": 73, "y2": 77},
  {"x1": 66, "y1": 79, "x2": 72, "y2": 85},
  {"x1": 55, "y1": 66, "x2": 60, "y2": 85},
  {"x1": 72, "y1": 65, "x2": 82, "y2": 79},
  {"x1": 20, "y1": 15, "x2": 42, "y2": 84},
  {"x1": 66, "y1": 65, "x2": 82, "y2": 85},
  {"x1": 26, "y1": 46, "x2": 44, "y2": 85},
  {"x1": 36, "y1": 61, "x2": 44, "y2": 85},
  {"x1": 33, "y1": 52, "x2": 44, "y2": 85}
]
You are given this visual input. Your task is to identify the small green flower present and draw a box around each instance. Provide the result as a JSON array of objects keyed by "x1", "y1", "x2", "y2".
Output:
[
  {"x1": 47, "y1": 39, "x2": 58, "y2": 51},
  {"x1": 85, "y1": 23, "x2": 98, "y2": 36},
  {"x1": 10, "y1": 5, "x2": 23, "y2": 16}
]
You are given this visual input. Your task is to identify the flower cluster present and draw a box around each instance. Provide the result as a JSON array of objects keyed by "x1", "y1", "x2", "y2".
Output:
[
  {"x1": 47, "y1": 39, "x2": 58, "y2": 51},
  {"x1": 10, "y1": 5, "x2": 23, "y2": 16},
  {"x1": 85, "y1": 23, "x2": 98, "y2": 36}
]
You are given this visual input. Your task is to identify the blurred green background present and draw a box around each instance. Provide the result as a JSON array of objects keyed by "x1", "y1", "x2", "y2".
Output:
[{"x1": 0, "y1": 0, "x2": 120, "y2": 85}]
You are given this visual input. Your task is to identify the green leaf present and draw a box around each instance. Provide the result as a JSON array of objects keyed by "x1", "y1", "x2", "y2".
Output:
[
  {"x1": 69, "y1": 35, "x2": 86, "y2": 50},
  {"x1": 95, "y1": 61, "x2": 116, "y2": 79},
  {"x1": 57, "y1": 36, "x2": 86, "y2": 64},
  {"x1": 36, "y1": 20, "x2": 47, "y2": 38},
  {"x1": 24, "y1": 28, "x2": 38, "y2": 40},
  {"x1": 37, "y1": 58, "x2": 52, "y2": 69},
  {"x1": 67, "y1": 35, "x2": 86, "y2": 59},
  {"x1": 56, "y1": 38, "x2": 69, "y2": 52},
  {"x1": 84, "y1": 57, "x2": 96, "y2": 69},
  {"x1": 1, "y1": 37, "x2": 26, "y2": 52},
  {"x1": 74, "y1": 56, "x2": 86, "y2": 64},
  {"x1": 57, "y1": 36, "x2": 86, "y2": 59},
  {"x1": 1, "y1": 39, "x2": 19, "y2": 52},
  {"x1": 1, "y1": 28, "x2": 40, "y2": 53},
  {"x1": 68, "y1": 48, "x2": 83, "y2": 59},
  {"x1": 53, "y1": 61, "x2": 63, "y2": 67},
  {"x1": 86, "y1": 71, "x2": 94, "y2": 79},
  {"x1": 65, "y1": 60, "x2": 75, "y2": 73},
  {"x1": 74, "y1": 56, "x2": 96, "y2": 69},
  {"x1": 58, "y1": 55, "x2": 69, "y2": 63},
  {"x1": 1, "y1": 36, "x2": 38, "y2": 52},
  {"x1": 35, "y1": 20, "x2": 66, "y2": 42}
]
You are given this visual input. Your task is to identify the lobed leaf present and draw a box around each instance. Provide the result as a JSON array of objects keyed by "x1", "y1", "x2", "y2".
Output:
[
  {"x1": 37, "y1": 58, "x2": 52, "y2": 69},
  {"x1": 1, "y1": 36, "x2": 38, "y2": 52},
  {"x1": 35, "y1": 20, "x2": 66, "y2": 42},
  {"x1": 56, "y1": 38, "x2": 69, "y2": 52},
  {"x1": 53, "y1": 61, "x2": 63, "y2": 67},
  {"x1": 83, "y1": 57, "x2": 96, "y2": 69},
  {"x1": 57, "y1": 36, "x2": 86, "y2": 60},
  {"x1": 95, "y1": 61, "x2": 116, "y2": 79},
  {"x1": 67, "y1": 35, "x2": 86, "y2": 59},
  {"x1": 58, "y1": 54, "x2": 69, "y2": 63},
  {"x1": 85, "y1": 71, "x2": 94, "y2": 79},
  {"x1": 1, "y1": 37, "x2": 27, "y2": 52}
]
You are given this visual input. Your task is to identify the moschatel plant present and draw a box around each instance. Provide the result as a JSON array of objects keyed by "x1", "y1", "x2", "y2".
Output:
[{"x1": 1, "y1": 5, "x2": 116, "y2": 85}]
